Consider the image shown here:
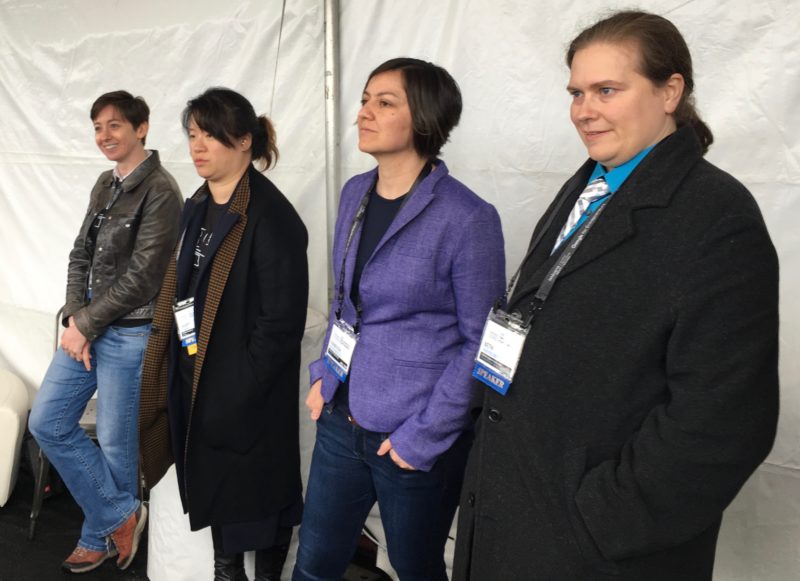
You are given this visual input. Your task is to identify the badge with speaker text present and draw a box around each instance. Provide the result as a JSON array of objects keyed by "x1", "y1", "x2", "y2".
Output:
[{"x1": 472, "y1": 309, "x2": 529, "y2": 395}]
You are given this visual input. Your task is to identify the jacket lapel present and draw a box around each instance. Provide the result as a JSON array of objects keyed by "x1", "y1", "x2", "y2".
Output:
[
  {"x1": 176, "y1": 197, "x2": 206, "y2": 300},
  {"x1": 340, "y1": 165, "x2": 439, "y2": 312},
  {"x1": 364, "y1": 163, "x2": 441, "y2": 263},
  {"x1": 510, "y1": 127, "x2": 702, "y2": 311},
  {"x1": 509, "y1": 163, "x2": 593, "y2": 308},
  {"x1": 190, "y1": 169, "x2": 251, "y2": 406}
]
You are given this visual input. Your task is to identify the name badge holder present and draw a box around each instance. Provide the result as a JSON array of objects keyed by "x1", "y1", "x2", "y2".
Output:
[
  {"x1": 324, "y1": 320, "x2": 359, "y2": 382},
  {"x1": 473, "y1": 309, "x2": 529, "y2": 395},
  {"x1": 173, "y1": 297, "x2": 198, "y2": 355},
  {"x1": 473, "y1": 190, "x2": 612, "y2": 395},
  {"x1": 322, "y1": 183, "x2": 370, "y2": 382}
]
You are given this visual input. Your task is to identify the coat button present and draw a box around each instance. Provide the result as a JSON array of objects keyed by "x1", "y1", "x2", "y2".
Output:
[
  {"x1": 468, "y1": 493, "x2": 475, "y2": 507},
  {"x1": 488, "y1": 408, "x2": 502, "y2": 423}
]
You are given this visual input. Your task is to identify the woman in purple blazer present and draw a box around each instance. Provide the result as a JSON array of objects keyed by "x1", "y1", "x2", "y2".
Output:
[{"x1": 293, "y1": 58, "x2": 505, "y2": 580}]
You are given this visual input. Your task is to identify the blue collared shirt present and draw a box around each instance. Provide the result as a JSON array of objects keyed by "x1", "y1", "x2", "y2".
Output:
[
  {"x1": 555, "y1": 146, "x2": 655, "y2": 250},
  {"x1": 587, "y1": 145, "x2": 654, "y2": 193}
]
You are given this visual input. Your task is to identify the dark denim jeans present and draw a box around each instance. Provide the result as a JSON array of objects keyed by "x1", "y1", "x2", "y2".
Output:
[{"x1": 293, "y1": 403, "x2": 471, "y2": 581}]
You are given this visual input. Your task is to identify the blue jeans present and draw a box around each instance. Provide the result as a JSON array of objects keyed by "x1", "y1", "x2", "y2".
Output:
[
  {"x1": 293, "y1": 403, "x2": 471, "y2": 581},
  {"x1": 29, "y1": 323, "x2": 150, "y2": 551}
]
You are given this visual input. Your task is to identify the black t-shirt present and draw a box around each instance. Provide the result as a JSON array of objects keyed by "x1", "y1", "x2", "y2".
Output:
[
  {"x1": 188, "y1": 198, "x2": 228, "y2": 297},
  {"x1": 349, "y1": 190, "x2": 407, "y2": 305},
  {"x1": 179, "y1": 197, "x2": 229, "y2": 416}
]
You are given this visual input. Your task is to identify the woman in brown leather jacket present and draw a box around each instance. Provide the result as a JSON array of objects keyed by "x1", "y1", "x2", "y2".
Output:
[{"x1": 29, "y1": 90, "x2": 182, "y2": 574}]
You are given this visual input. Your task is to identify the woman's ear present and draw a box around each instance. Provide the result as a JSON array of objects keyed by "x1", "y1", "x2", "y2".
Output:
[
  {"x1": 135, "y1": 121, "x2": 150, "y2": 143},
  {"x1": 662, "y1": 73, "x2": 685, "y2": 115}
]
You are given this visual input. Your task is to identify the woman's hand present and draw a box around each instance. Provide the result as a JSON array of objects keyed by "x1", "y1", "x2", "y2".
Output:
[
  {"x1": 306, "y1": 379, "x2": 325, "y2": 420},
  {"x1": 377, "y1": 438, "x2": 416, "y2": 471},
  {"x1": 62, "y1": 316, "x2": 92, "y2": 371}
]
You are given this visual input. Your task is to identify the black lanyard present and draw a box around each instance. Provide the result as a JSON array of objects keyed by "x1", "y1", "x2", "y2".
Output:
[
  {"x1": 334, "y1": 162, "x2": 433, "y2": 329},
  {"x1": 497, "y1": 178, "x2": 613, "y2": 327}
]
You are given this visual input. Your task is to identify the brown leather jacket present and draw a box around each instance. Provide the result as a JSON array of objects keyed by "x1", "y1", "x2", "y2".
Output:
[{"x1": 63, "y1": 150, "x2": 183, "y2": 340}]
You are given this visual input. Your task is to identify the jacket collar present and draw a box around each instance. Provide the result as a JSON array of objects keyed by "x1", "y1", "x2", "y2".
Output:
[
  {"x1": 509, "y1": 125, "x2": 704, "y2": 310},
  {"x1": 100, "y1": 150, "x2": 161, "y2": 191},
  {"x1": 371, "y1": 159, "x2": 446, "y2": 256},
  {"x1": 176, "y1": 166, "x2": 252, "y2": 299}
]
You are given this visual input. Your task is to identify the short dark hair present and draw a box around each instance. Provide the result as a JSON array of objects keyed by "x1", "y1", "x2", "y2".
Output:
[
  {"x1": 365, "y1": 58, "x2": 462, "y2": 159},
  {"x1": 182, "y1": 87, "x2": 278, "y2": 170},
  {"x1": 566, "y1": 10, "x2": 713, "y2": 154},
  {"x1": 90, "y1": 91, "x2": 150, "y2": 145}
]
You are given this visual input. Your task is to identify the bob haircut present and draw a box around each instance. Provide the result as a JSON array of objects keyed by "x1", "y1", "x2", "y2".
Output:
[{"x1": 365, "y1": 58, "x2": 462, "y2": 159}]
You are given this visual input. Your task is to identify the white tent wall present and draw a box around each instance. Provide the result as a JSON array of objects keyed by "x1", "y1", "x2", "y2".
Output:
[
  {"x1": 338, "y1": 1, "x2": 799, "y2": 579},
  {"x1": 0, "y1": 0, "x2": 797, "y2": 579},
  {"x1": 0, "y1": 0, "x2": 329, "y2": 393}
]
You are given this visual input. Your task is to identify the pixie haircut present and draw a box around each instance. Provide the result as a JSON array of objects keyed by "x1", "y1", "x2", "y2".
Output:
[
  {"x1": 90, "y1": 90, "x2": 150, "y2": 144},
  {"x1": 366, "y1": 58, "x2": 462, "y2": 159},
  {"x1": 182, "y1": 87, "x2": 279, "y2": 170}
]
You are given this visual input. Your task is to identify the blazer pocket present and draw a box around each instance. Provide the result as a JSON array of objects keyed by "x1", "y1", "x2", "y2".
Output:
[
  {"x1": 395, "y1": 243, "x2": 434, "y2": 259},
  {"x1": 562, "y1": 446, "x2": 622, "y2": 577},
  {"x1": 393, "y1": 360, "x2": 447, "y2": 398}
]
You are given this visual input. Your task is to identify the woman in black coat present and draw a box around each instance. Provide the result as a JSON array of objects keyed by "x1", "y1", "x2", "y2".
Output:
[
  {"x1": 139, "y1": 87, "x2": 308, "y2": 581},
  {"x1": 454, "y1": 11, "x2": 779, "y2": 581}
]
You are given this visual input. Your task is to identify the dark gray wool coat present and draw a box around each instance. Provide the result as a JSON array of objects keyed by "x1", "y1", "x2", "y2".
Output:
[{"x1": 453, "y1": 125, "x2": 779, "y2": 581}]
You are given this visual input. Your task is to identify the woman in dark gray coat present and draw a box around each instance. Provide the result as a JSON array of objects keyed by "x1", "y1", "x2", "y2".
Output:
[{"x1": 454, "y1": 11, "x2": 779, "y2": 581}]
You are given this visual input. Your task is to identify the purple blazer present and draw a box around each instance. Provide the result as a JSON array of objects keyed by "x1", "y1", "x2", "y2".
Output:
[{"x1": 309, "y1": 161, "x2": 505, "y2": 471}]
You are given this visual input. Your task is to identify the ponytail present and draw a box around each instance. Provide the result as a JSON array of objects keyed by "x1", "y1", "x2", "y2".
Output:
[{"x1": 252, "y1": 115, "x2": 279, "y2": 171}]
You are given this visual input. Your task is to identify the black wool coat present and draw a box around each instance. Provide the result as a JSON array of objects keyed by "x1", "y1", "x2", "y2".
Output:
[
  {"x1": 453, "y1": 126, "x2": 779, "y2": 581},
  {"x1": 139, "y1": 165, "x2": 308, "y2": 530}
]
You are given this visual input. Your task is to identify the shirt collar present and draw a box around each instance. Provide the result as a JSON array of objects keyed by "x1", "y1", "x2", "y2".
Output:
[
  {"x1": 113, "y1": 149, "x2": 152, "y2": 182},
  {"x1": 588, "y1": 145, "x2": 654, "y2": 193}
]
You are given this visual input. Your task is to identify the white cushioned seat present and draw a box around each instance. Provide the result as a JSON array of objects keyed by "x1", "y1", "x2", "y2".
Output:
[{"x1": 0, "y1": 368, "x2": 29, "y2": 506}]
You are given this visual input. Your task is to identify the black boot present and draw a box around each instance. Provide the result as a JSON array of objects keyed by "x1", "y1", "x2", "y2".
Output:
[
  {"x1": 254, "y1": 543, "x2": 290, "y2": 581},
  {"x1": 214, "y1": 550, "x2": 249, "y2": 581}
]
